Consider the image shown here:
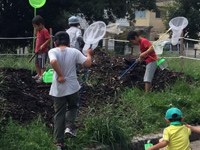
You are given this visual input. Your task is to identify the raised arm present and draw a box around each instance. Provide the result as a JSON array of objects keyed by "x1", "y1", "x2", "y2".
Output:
[{"x1": 83, "y1": 49, "x2": 92, "y2": 67}]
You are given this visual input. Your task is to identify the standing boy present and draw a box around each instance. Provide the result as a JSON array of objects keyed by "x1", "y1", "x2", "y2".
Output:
[
  {"x1": 66, "y1": 16, "x2": 84, "y2": 74},
  {"x1": 66, "y1": 16, "x2": 84, "y2": 51},
  {"x1": 147, "y1": 107, "x2": 191, "y2": 150},
  {"x1": 127, "y1": 31, "x2": 157, "y2": 93},
  {"x1": 48, "y1": 31, "x2": 92, "y2": 150},
  {"x1": 32, "y1": 15, "x2": 50, "y2": 83}
]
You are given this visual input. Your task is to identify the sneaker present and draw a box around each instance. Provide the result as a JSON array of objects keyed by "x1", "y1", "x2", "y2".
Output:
[
  {"x1": 36, "y1": 76, "x2": 43, "y2": 83},
  {"x1": 32, "y1": 74, "x2": 39, "y2": 80},
  {"x1": 65, "y1": 127, "x2": 76, "y2": 137},
  {"x1": 56, "y1": 143, "x2": 64, "y2": 150}
]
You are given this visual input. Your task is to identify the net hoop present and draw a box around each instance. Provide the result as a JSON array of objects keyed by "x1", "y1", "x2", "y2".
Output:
[
  {"x1": 82, "y1": 21, "x2": 106, "y2": 55},
  {"x1": 29, "y1": 0, "x2": 46, "y2": 8}
]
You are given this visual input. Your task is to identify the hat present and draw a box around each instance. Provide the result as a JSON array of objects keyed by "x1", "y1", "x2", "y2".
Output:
[
  {"x1": 68, "y1": 16, "x2": 79, "y2": 24},
  {"x1": 165, "y1": 107, "x2": 183, "y2": 119}
]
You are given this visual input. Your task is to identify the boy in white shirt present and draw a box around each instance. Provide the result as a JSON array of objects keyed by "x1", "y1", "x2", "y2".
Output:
[
  {"x1": 48, "y1": 31, "x2": 92, "y2": 150},
  {"x1": 66, "y1": 16, "x2": 84, "y2": 51}
]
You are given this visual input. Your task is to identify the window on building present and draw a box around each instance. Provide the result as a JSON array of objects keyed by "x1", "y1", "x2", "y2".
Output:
[
  {"x1": 135, "y1": 10, "x2": 146, "y2": 18},
  {"x1": 156, "y1": 10, "x2": 161, "y2": 18}
]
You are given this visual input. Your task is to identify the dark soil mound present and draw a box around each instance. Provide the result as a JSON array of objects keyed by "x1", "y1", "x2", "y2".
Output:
[
  {"x1": 82, "y1": 49, "x2": 184, "y2": 103},
  {"x1": 0, "y1": 49, "x2": 185, "y2": 126},
  {"x1": 0, "y1": 68, "x2": 54, "y2": 127}
]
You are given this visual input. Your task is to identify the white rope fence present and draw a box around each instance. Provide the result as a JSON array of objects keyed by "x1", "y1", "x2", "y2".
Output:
[
  {"x1": 0, "y1": 36, "x2": 199, "y2": 42},
  {"x1": 0, "y1": 36, "x2": 200, "y2": 58},
  {"x1": 0, "y1": 36, "x2": 130, "y2": 42},
  {"x1": 181, "y1": 37, "x2": 200, "y2": 42},
  {"x1": 0, "y1": 37, "x2": 35, "y2": 40},
  {"x1": 0, "y1": 54, "x2": 32, "y2": 56},
  {"x1": 165, "y1": 56, "x2": 200, "y2": 61}
]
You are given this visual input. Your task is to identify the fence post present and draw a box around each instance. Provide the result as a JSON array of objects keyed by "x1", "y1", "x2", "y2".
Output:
[
  {"x1": 50, "y1": 28, "x2": 53, "y2": 49},
  {"x1": 180, "y1": 32, "x2": 184, "y2": 71},
  {"x1": 105, "y1": 32, "x2": 108, "y2": 52},
  {"x1": 194, "y1": 48, "x2": 197, "y2": 58}
]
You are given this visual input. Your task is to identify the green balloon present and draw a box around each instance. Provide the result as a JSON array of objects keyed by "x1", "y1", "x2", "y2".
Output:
[{"x1": 29, "y1": 0, "x2": 46, "y2": 8}]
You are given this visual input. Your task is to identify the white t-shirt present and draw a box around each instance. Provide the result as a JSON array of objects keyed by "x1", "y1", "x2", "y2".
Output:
[
  {"x1": 48, "y1": 47, "x2": 87, "y2": 97},
  {"x1": 66, "y1": 26, "x2": 82, "y2": 50}
]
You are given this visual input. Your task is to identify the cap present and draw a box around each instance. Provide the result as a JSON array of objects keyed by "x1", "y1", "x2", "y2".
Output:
[
  {"x1": 165, "y1": 107, "x2": 183, "y2": 119},
  {"x1": 68, "y1": 16, "x2": 79, "y2": 24}
]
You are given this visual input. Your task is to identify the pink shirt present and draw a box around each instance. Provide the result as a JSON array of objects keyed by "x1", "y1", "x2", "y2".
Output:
[
  {"x1": 35, "y1": 28, "x2": 50, "y2": 53},
  {"x1": 139, "y1": 37, "x2": 157, "y2": 64}
]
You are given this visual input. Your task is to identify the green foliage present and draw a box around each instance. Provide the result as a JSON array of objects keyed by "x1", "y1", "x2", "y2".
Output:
[
  {"x1": 163, "y1": 0, "x2": 200, "y2": 41},
  {"x1": 2, "y1": 79, "x2": 200, "y2": 150},
  {"x1": 70, "y1": 0, "x2": 157, "y2": 24},
  {"x1": 0, "y1": 117, "x2": 55, "y2": 150},
  {"x1": 117, "y1": 80, "x2": 200, "y2": 134},
  {"x1": 166, "y1": 58, "x2": 200, "y2": 80},
  {"x1": 1, "y1": 55, "x2": 200, "y2": 149},
  {"x1": 83, "y1": 115, "x2": 131, "y2": 150},
  {"x1": 0, "y1": 56, "x2": 36, "y2": 70},
  {"x1": 0, "y1": 0, "x2": 157, "y2": 51}
]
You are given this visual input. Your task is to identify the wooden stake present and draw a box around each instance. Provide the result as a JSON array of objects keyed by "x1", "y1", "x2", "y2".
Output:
[
  {"x1": 180, "y1": 32, "x2": 184, "y2": 71},
  {"x1": 105, "y1": 32, "x2": 108, "y2": 52},
  {"x1": 49, "y1": 28, "x2": 53, "y2": 49}
]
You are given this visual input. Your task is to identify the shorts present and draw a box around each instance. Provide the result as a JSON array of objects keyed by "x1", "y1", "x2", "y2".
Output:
[
  {"x1": 144, "y1": 61, "x2": 157, "y2": 83},
  {"x1": 35, "y1": 52, "x2": 47, "y2": 69}
]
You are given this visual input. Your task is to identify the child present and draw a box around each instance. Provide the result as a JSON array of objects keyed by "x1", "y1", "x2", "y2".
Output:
[
  {"x1": 48, "y1": 31, "x2": 92, "y2": 150},
  {"x1": 66, "y1": 16, "x2": 84, "y2": 51},
  {"x1": 32, "y1": 15, "x2": 50, "y2": 83},
  {"x1": 66, "y1": 16, "x2": 84, "y2": 74},
  {"x1": 127, "y1": 31, "x2": 157, "y2": 93},
  {"x1": 147, "y1": 107, "x2": 191, "y2": 150}
]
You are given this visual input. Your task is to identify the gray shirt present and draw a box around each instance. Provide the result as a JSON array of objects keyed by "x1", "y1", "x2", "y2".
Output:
[{"x1": 48, "y1": 47, "x2": 87, "y2": 97}]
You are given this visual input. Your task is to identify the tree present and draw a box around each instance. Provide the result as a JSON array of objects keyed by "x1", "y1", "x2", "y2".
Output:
[
  {"x1": 0, "y1": 0, "x2": 157, "y2": 52},
  {"x1": 163, "y1": 0, "x2": 200, "y2": 41},
  {"x1": 68, "y1": 0, "x2": 157, "y2": 24}
]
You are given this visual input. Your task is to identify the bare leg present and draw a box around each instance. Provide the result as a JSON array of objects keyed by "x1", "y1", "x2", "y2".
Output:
[
  {"x1": 41, "y1": 68, "x2": 46, "y2": 76},
  {"x1": 35, "y1": 64, "x2": 41, "y2": 76},
  {"x1": 145, "y1": 82, "x2": 151, "y2": 93}
]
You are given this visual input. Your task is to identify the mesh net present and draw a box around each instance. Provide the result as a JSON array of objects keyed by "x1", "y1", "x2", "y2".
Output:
[
  {"x1": 153, "y1": 40, "x2": 165, "y2": 55},
  {"x1": 82, "y1": 21, "x2": 106, "y2": 55},
  {"x1": 83, "y1": 21, "x2": 106, "y2": 44},
  {"x1": 106, "y1": 23, "x2": 123, "y2": 35},
  {"x1": 169, "y1": 17, "x2": 188, "y2": 45},
  {"x1": 29, "y1": 0, "x2": 46, "y2": 8}
]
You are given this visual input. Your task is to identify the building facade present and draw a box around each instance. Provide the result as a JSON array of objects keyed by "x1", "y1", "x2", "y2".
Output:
[{"x1": 134, "y1": 0, "x2": 172, "y2": 40}]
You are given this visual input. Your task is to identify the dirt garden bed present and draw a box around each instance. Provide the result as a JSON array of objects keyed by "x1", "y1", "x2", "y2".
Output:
[{"x1": 0, "y1": 49, "x2": 186, "y2": 127}]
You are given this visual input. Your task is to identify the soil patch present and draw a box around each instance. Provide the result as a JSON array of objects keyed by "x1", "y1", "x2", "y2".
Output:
[{"x1": 0, "y1": 49, "x2": 186, "y2": 127}]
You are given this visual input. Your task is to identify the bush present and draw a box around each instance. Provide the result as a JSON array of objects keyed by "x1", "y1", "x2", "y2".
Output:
[{"x1": 83, "y1": 116, "x2": 131, "y2": 150}]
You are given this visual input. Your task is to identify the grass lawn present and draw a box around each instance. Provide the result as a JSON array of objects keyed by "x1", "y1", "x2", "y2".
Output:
[{"x1": 0, "y1": 56, "x2": 200, "y2": 150}]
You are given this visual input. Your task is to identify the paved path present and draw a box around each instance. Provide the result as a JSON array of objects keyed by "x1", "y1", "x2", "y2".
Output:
[{"x1": 191, "y1": 140, "x2": 200, "y2": 150}]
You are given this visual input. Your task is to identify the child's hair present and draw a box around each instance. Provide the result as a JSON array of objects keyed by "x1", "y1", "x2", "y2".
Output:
[
  {"x1": 69, "y1": 23, "x2": 79, "y2": 27},
  {"x1": 169, "y1": 114, "x2": 182, "y2": 122},
  {"x1": 127, "y1": 31, "x2": 139, "y2": 40},
  {"x1": 54, "y1": 31, "x2": 70, "y2": 46},
  {"x1": 32, "y1": 15, "x2": 45, "y2": 25}
]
